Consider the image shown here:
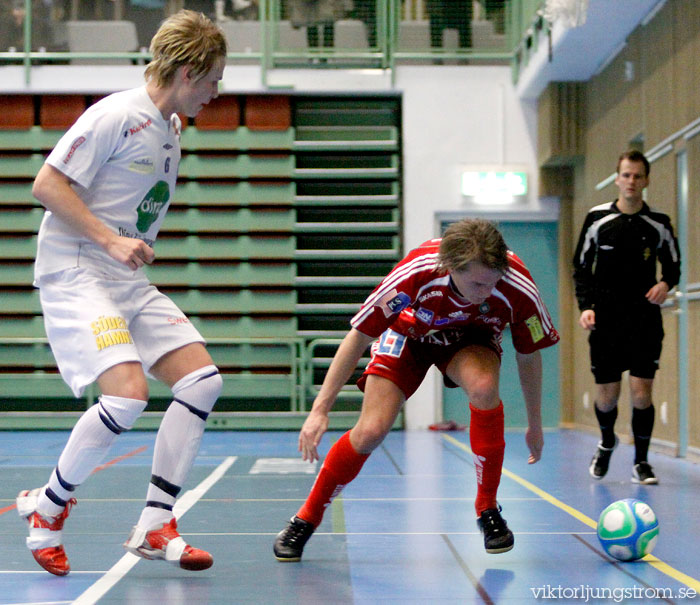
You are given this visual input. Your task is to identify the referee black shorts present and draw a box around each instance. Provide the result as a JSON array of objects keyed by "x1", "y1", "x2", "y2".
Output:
[{"x1": 588, "y1": 305, "x2": 664, "y2": 384}]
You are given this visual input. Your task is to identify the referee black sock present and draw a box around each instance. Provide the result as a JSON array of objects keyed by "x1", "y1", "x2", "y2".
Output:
[
  {"x1": 594, "y1": 403, "x2": 618, "y2": 449},
  {"x1": 632, "y1": 405, "x2": 655, "y2": 464}
]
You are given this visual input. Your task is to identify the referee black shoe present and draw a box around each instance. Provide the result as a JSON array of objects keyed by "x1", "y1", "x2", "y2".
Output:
[
  {"x1": 589, "y1": 437, "x2": 618, "y2": 480},
  {"x1": 477, "y1": 506, "x2": 514, "y2": 554},
  {"x1": 273, "y1": 516, "x2": 315, "y2": 562},
  {"x1": 632, "y1": 461, "x2": 658, "y2": 485}
]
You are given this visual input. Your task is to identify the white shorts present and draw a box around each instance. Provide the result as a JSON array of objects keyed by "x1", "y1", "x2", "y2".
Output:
[{"x1": 38, "y1": 267, "x2": 205, "y2": 397}]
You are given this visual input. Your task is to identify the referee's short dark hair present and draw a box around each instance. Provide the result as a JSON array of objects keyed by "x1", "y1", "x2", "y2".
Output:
[{"x1": 617, "y1": 150, "x2": 650, "y2": 177}]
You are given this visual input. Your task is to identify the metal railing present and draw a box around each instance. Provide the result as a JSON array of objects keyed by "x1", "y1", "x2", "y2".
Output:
[{"x1": 0, "y1": 0, "x2": 546, "y2": 86}]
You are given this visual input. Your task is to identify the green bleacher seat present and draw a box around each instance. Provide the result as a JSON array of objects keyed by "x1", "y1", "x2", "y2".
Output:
[
  {"x1": 178, "y1": 154, "x2": 295, "y2": 178},
  {"x1": 161, "y1": 207, "x2": 295, "y2": 233},
  {"x1": 0, "y1": 155, "x2": 46, "y2": 178},
  {"x1": 0, "y1": 92, "x2": 401, "y2": 425},
  {"x1": 154, "y1": 235, "x2": 295, "y2": 260},
  {"x1": 0, "y1": 235, "x2": 38, "y2": 259},
  {"x1": 0, "y1": 316, "x2": 46, "y2": 338},
  {"x1": 0, "y1": 290, "x2": 41, "y2": 313},
  {"x1": 0, "y1": 128, "x2": 63, "y2": 151},
  {"x1": 145, "y1": 262, "x2": 294, "y2": 287},
  {"x1": 294, "y1": 125, "x2": 398, "y2": 151},
  {"x1": 190, "y1": 316, "x2": 297, "y2": 338},
  {"x1": 166, "y1": 289, "x2": 295, "y2": 314},
  {"x1": 172, "y1": 181, "x2": 295, "y2": 206},
  {"x1": 181, "y1": 127, "x2": 295, "y2": 151}
]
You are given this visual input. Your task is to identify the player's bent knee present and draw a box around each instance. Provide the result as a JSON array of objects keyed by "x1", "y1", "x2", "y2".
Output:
[
  {"x1": 98, "y1": 395, "x2": 148, "y2": 434},
  {"x1": 171, "y1": 364, "x2": 222, "y2": 420},
  {"x1": 351, "y1": 423, "x2": 390, "y2": 453}
]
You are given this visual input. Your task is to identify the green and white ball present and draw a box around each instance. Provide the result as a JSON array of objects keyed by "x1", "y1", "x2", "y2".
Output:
[{"x1": 597, "y1": 498, "x2": 659, "y2": 561}]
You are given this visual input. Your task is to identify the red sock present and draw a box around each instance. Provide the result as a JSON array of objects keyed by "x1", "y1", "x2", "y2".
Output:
[
  {"x1": 469, "y1": 402, "x2": 505, "y2": 516},
  {"x1": 297, "y1": 431, "x2": 369, "y2": 527}
]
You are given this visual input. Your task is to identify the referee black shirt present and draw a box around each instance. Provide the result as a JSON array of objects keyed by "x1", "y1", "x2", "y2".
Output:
[{"x1": 573, "y1": 200, "x2": 681, "y2": 312}]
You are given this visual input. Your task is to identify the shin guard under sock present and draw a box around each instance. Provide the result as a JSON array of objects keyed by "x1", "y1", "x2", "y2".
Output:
[
  {"x1": 297, "y1": 431, "x2": 369, "y2": 527},
  {"x1": 469, "y1": 403, "x2": 505, "y2": 516}
]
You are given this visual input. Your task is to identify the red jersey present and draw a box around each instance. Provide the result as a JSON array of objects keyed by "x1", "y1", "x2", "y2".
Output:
[{"x1": 350, "y1": 238, "x2": 559, "y2": 354}]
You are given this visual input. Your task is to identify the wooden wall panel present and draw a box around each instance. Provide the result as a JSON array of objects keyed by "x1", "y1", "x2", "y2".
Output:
[
  {"x1": 585, "y1": 38, "x2": 644, "y2": 171},
  {"x1": 569, "y1": 160, "x2": 599, "y2": 432},
  {"x1": 655, "y1": 308, "x2": 680, "y2": 445},
  {"x1": 672, "y1": 0, "x2": 700, "y2": 127},
  {"x1": 643, "y1": 152, "x2": 678, "y2": 445},
  {"x1": 688, "y1": 303, "x2": 700, "y2": 451},
  {"x1": 564, "y1": 0, "x2": 700, "y2": 452},
  {"x1": 686, "y1": 136, "x2": 700, "y2": 284},
  {"x1": 686, "y1": 136, "x2": 700, "y2": 451},
  {"x1": 639, "y1": 3, "x2": 677, "y2": 146},
  {"x1": 537, "y1": 83, "x2": 585, "y2": 167}
]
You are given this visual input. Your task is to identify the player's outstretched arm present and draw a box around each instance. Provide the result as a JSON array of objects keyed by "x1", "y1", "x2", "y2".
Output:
[
  {"x1": 515, "y1": 350, "x2": 544, "y2": 464},
  {"x1": 299, "y1": 328, "x2": 374, "y2": 462},
  {"x1": 33, "y1": 164, "x2": 155, "y2": 270}
]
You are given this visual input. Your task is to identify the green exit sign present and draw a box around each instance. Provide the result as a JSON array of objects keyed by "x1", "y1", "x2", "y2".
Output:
[{"x1": 461, "y1": 171, "x2": 528, "y2": 204}]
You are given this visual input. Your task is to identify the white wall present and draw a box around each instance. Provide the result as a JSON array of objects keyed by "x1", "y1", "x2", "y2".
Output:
[
  {"x1": 0, "y1": 63, "x2": 540, "y2": 429},
  {"x1": 395, "y1": 65, "x2": 539, "y2": 428}
]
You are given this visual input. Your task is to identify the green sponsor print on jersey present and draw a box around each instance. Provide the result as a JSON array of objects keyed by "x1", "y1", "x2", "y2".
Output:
[{"x1": 136, "y1": 180, "x2": 170, "y2": 232}]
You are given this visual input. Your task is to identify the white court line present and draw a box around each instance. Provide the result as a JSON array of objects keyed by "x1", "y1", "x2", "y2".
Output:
[
  {"x1": 0, "y1": 601, "x2": 73, "y2": 605},
  {"x1": 73, "y1": 456, "x2": 236, "y2": 605},
  {"x1": 173, "y1": 530, "x2": 597, "y2": 537}
]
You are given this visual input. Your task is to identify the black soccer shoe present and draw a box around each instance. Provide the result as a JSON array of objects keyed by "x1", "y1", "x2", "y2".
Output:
[
  {"x1": 273, "y1": 516, "x2": 315, "y2": 562},
  {"x1": 632, "y1": 461, "x2": 658, "y2": 485},
  {"x1": 589, "y1": 437, "x2": 618, "y2": 480},
  {"x1": 477, "y1": 507, "x2": 514, "y2": 554}
]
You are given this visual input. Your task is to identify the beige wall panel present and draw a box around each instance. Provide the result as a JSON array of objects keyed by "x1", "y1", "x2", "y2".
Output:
[
  {"x1": 559, "y1": 0, "x2": 700, "y2": 453},
  {"x1": 654, "y1": 309, "x2": 680, "y2": 445},
  {"x1": 639, "y1": 3, "x2": 678, "y2": 145},
  {"x1": 646, "y1": 152, "x2": 677, "y2": 220},
  {"x1": 688, "y1": 302, "x2": 700, "y2": 451},
  {"x1": 586, "y1": 40, "x2": 644, "y2": 163},
  {"x1": 686, "y1": 136, "x2": 700, "y2": 284},
  {"x1": 673, "y1": 0, "x2": 700, "y2": 125},
  {"x1": 570, "y1": 320, "x2": 598, "y2": 431},
  {"x1": 537, "y1": 85, "x2": 555, "y2": 167},
  {"x1": 645, "y1": 152, "x2": 679, "y2": 446}
]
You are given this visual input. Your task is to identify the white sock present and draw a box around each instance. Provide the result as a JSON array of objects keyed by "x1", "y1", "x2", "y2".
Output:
[
  {"x1": 38, "y1": 396, "x2": 147, "y2": 517},
  {"x1": 137, "y1": 366, "x2": 221, "y2": 529}
]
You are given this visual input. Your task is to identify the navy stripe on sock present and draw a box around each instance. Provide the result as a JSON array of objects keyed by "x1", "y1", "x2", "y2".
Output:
[
  {"x1": 196, "y1": 369, "x2": 219, "y2": 382},
  {"x1": 150, "y1": 474, "x2": 181, "y2": 498},
  {"x1": 98, "y1": 403, "x2": 125, "y2": 435},
  {"x1": 174, "y1": 397, "x2": 209, "y2": 421},
  {"x1": 55, "y1": 466, "x2": 77, "y2": 492},
  {"x1": 45, "y1": 487, "x2": 68, "y2": 507},
  {"x1": 146, "y1": 500, "x2": 174, "y2": 512}
]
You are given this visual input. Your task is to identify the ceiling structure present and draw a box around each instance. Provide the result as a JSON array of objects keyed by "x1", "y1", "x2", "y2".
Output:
[{"x1": 516, "y1": 0, "x2": 667, "y2": 99}]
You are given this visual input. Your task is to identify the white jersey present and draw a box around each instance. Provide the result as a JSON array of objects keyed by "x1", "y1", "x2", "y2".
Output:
[{"x1": 35, "y1": 86, "x2": 182, "y2": 282}]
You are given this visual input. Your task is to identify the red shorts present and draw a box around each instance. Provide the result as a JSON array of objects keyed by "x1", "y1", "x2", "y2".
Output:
[{"x1": 357, "y1": 328, "x2": 501, "y2": 399}]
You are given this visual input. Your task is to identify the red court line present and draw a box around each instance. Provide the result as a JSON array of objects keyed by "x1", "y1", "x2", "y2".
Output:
[
  {"x1": 0, "y1": 445, "x2": 150, "y2": 517},
  {"x1": 92, "y1": 445, "x2": 148, "y2": 473}
]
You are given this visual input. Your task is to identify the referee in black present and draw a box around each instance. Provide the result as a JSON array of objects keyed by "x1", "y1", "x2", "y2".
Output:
[{"x1": 573, "y1": 150, "x2": 681, "y2": 484}]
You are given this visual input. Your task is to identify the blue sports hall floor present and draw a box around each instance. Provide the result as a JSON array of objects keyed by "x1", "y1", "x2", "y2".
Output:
[{"x1": 1, "y1": 428, "x2": 699, "y2": 604}]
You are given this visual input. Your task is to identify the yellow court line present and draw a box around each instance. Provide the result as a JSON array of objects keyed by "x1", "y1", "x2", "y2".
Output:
[{"x1": 441, "y1": 433, "x2": 700, "y2": 593}]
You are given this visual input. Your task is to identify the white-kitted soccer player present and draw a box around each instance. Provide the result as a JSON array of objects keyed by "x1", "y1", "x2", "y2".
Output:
[{"x1": 16, "y1": 10, "x2": 227, "y2": 576}]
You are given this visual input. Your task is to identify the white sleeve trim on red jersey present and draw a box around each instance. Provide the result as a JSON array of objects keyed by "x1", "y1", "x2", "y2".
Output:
[
  {"x1": 351, "y1": 252, "x2": 440, "y2": 326},
  {"x1": 501, "y1": 268, "x2": 555, "y2": 333}
]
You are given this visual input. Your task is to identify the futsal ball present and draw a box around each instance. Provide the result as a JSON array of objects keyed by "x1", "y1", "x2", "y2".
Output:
[{"x1": 597, "y1": 498, "x2": 659, "y2": 561}]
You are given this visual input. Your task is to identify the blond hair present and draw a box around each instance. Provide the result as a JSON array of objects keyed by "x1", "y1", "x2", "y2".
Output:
[
  {"x1": 145, "y1": 10, "x2": 227, "y2": 87},
  {"x1": 437, "y1": 219, "x2": 509, "y2": 274}
]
